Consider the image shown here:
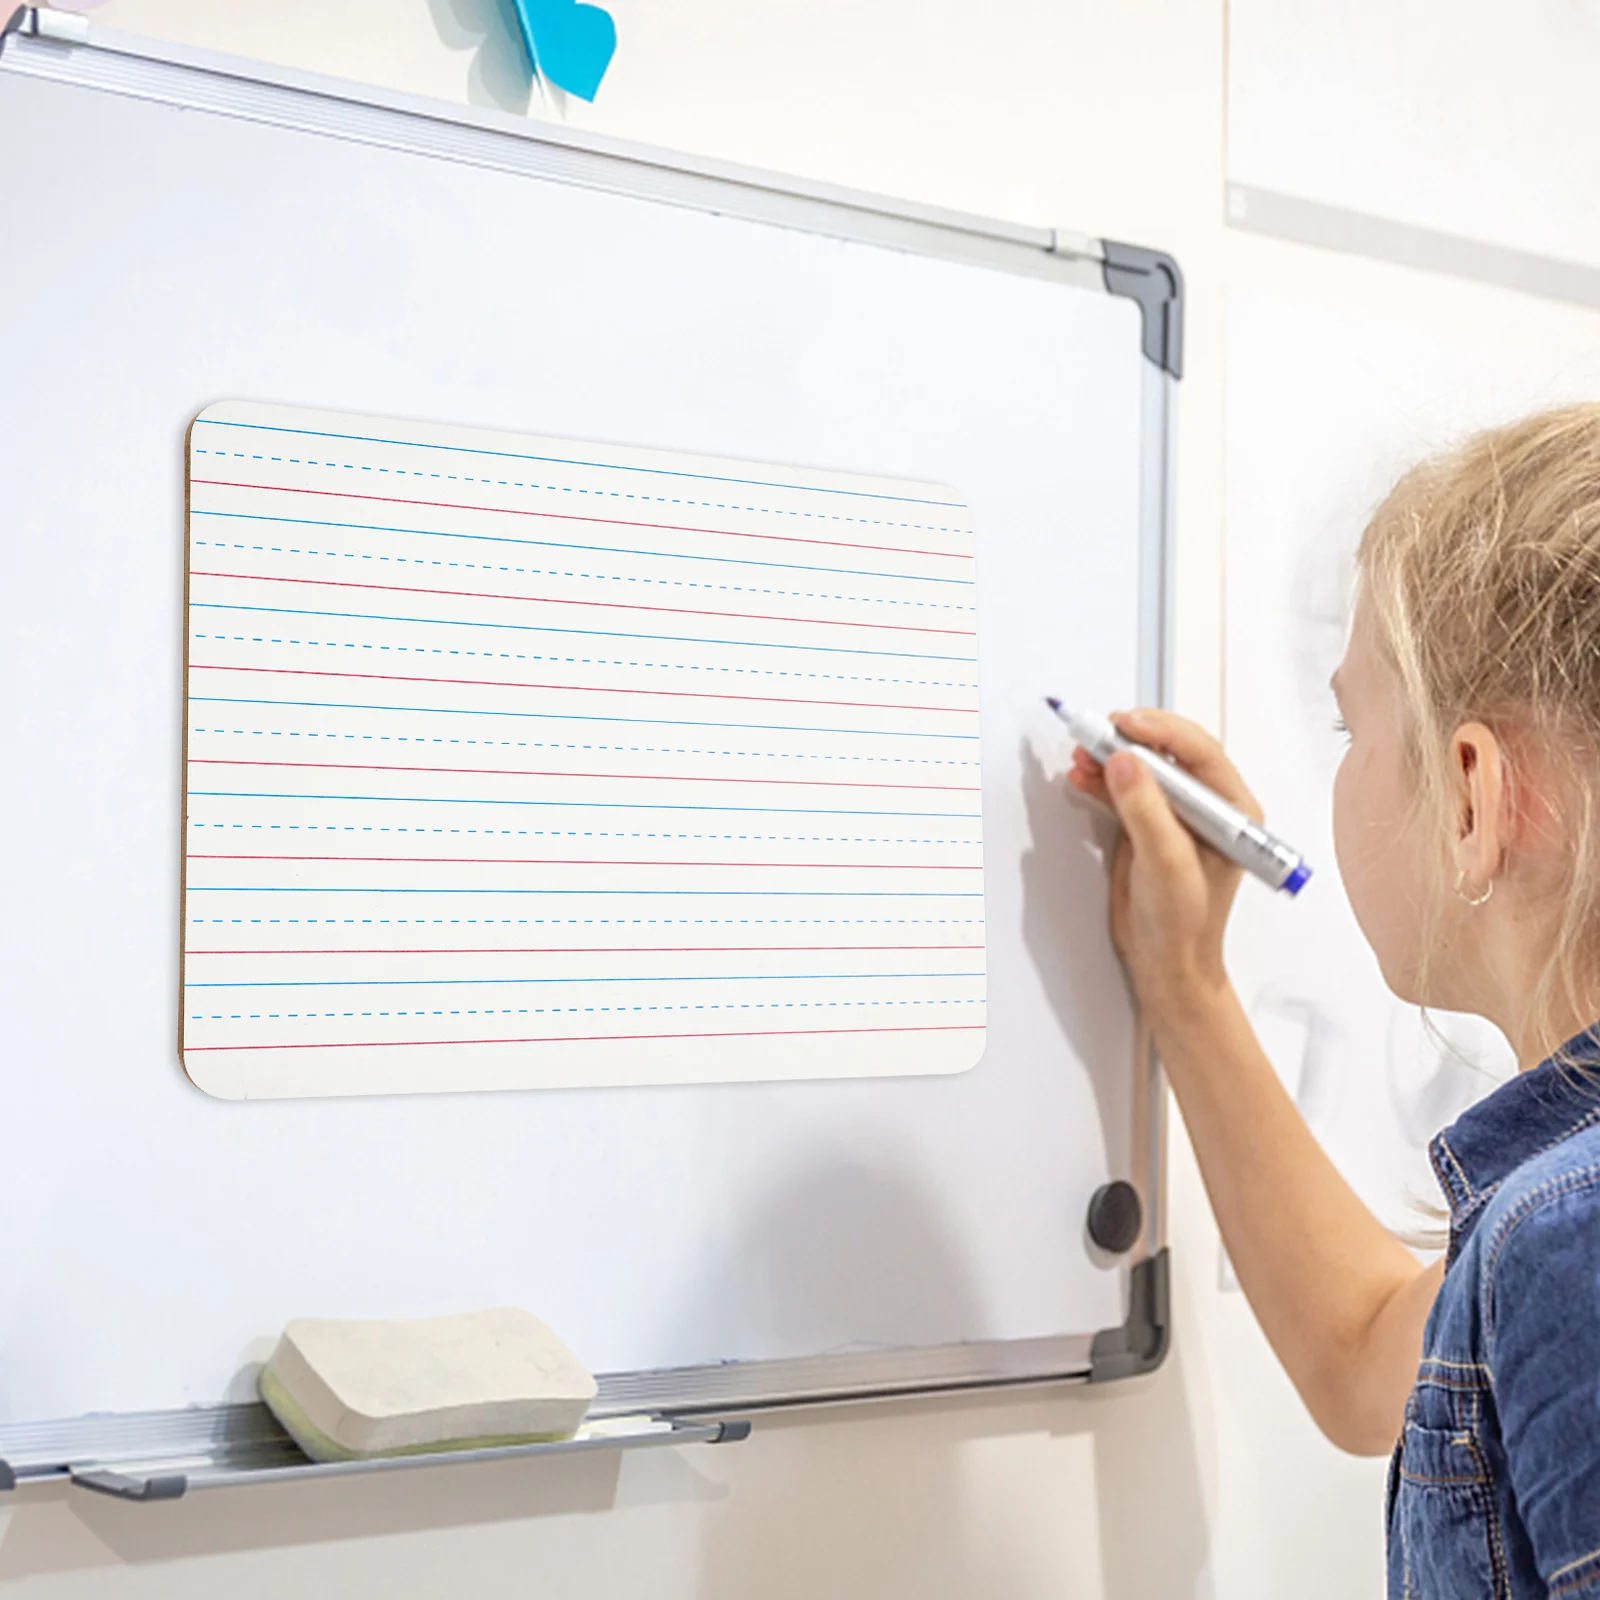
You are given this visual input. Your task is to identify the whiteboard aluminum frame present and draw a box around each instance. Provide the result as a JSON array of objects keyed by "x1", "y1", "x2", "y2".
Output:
[{"x1": 0, "y1": 4, "x2": 1180, "y2": 1450}]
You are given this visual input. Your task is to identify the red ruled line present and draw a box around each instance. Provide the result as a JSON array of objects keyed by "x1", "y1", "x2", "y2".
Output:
[
  {"x1": 189, "y1": 568, "x2": 974, "y2": 638},
  {"x1": 186, "y1": 853, "x2": 981, "y2": 869},
  {"x1": 186, "y1": 757, "x2": 979, "y2": 792},
  {"x1": 184, "y1": 1022, "x2": 985, "y2": 1053},
  {"x1": 190, "y1": 478, "x2": 974, "y2": 562},
  {"x1": 185, "y1": 943, "x2": 987, "y2": 955},
  {"x1": 187, "y1": 661, "x2": 978, "y2": 717}
]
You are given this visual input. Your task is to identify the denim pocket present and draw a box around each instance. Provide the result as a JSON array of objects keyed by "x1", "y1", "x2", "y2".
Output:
[{"x1": 1391, "y1": 1382, "x2": 1509, "y2": 1599}]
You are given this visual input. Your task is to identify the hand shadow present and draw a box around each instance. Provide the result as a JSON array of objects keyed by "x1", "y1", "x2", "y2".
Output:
[{"x1": 1018, "y1": 737, "x2": 1138, "y2": 1188}]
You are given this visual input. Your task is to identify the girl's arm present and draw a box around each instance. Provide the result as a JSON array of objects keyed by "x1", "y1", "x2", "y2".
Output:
[
  {"x1": 1071, "y1": 709, "x2": 1435, "y2": 1455},
  {"x1": 1149, "y1": 979, "x2": 1439, "y2": 1453}
]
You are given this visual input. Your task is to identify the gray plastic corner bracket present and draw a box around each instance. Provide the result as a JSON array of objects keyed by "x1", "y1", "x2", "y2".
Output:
[
  {"x1": 1087, "y1": 1247, "x2": 1170, "y2": 1382},
  {"x1": 0, "y1": 1458, "x2": 15, "y2": 1493},
  {"x1": 1101, "y1": 242, "x2": 1184, "y2": 379}
]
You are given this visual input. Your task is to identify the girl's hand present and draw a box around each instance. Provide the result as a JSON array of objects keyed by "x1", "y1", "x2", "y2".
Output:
[{"x1": 1066, "y1": 709, "x2": 1262, "y2": 1029}]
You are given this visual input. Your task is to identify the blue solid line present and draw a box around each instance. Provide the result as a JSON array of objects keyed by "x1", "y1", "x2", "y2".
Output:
[
  {"x1": 191, "y1": 510, "x2": 977, "y2": 588},
  {"x1": 188, "y1": 694, "x2": 980, "y2": 743},
  {"x1": 184, "y1": 885, "x2": 984, "y2": 896},
  {"x1": 196, "y1": 419, "x2": 966, "y2": 509},
  {"x1": 188, "y1": 601, "x2": 976, "y2": 666},
  {"x1": 187, "y1": 970, "x2": 985, "y2": 990},
  {"x1": 186, "y1": 789, "x2": 980, "y2": 819}
]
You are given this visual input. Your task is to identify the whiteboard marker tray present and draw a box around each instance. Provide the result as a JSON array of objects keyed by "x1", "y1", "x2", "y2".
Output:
[{"x1": 0, "y1": 1403, "x2": 747, "y2": 1501}]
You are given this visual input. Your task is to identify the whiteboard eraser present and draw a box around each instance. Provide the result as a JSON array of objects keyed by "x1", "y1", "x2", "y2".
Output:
[{"x1": 259, "y1": 1307, "x2": 598, "y2": 1462}]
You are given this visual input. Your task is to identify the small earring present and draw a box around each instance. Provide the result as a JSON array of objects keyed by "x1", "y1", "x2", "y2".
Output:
[{"x1": 1455, "y1": 868, "x2": 1494, "y2": 907}]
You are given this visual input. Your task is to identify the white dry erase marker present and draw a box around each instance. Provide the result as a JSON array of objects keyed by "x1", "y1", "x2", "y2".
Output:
[{"x1": 1046, "y1": 700, "x2": 1311, "y2": 897}]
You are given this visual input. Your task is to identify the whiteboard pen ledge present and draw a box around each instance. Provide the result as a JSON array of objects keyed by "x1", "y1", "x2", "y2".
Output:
[{"x1": 0, "y1": 1403, "x2": 749, "y2": 1502}]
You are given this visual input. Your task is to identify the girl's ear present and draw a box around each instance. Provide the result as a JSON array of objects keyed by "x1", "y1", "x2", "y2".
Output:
[{"x1": 1450, "y1": 721, "x2": 1507, "y2": 896}]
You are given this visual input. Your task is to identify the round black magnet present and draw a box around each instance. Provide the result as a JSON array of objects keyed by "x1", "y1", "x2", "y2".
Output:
[{"x1": 1086, "y1": 1180, "x2": 1143, "y2": 1254}]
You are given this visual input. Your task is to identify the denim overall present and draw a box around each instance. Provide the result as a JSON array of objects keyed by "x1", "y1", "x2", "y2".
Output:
[{"x1": 1389, "y1": 1027, "x2": 1600, "y2": 1596}]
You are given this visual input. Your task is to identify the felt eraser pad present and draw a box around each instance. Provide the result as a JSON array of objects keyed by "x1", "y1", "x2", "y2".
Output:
[{"x1": 258, "y1": 1308, "x2": 598, "y2": 1462}]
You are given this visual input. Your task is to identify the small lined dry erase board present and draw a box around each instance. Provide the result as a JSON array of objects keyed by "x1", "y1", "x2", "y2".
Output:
[{"x1": 182, "y1": 402, "x2": 985, "y2": 1097}]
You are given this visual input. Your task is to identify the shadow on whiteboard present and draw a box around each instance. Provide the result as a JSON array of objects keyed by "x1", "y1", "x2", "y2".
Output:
[
  {"x1": 680, "y1": 1157, "x2": 984, "y2": 1362},
  {"x1": 1019, "y1": 737, "x2": 1135, "y2": 1185}
]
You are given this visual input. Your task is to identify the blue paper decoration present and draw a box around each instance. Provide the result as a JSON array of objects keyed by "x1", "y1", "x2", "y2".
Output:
[{"x1": 509, "y1": 0, "x2": 617, "y2": 103}]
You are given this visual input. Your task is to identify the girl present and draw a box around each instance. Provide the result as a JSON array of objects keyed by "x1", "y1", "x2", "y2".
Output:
[{"x1": 1069, "y1": 405, "x2": 1600, "y2": 1598}]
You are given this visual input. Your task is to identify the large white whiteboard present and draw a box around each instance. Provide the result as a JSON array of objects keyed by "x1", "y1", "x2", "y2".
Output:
[
  {"x1": 1229, "y1": 0, "x2": 1600, "y2": 293},
  {"x1": 0, "y1": 23, "x2": 1165, "y2": 1423}
]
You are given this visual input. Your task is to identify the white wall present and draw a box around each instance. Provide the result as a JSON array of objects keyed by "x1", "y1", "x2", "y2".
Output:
[
  {"x1": 1222, "y1": 264, "x2": 1600, "y2": 1242},
  {"x1": 19, "y1": 0, "x2": 1590, "y2": 1593},
  {"x1": 1229, "y1": 0, "x2": 1600, "y2": 270}
]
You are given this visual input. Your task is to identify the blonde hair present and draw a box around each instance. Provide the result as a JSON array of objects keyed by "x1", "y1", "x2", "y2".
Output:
[{"x1": 1357, "y1": 403, "x2": 1600, "y2": 1058}]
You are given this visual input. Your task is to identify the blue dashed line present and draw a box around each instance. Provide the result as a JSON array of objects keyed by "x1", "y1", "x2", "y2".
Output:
[
  {"x1": 194, "y1": 423, "x2": 966, "y2": 519},
  {"x1": 191, "y1": 997, "x2": 984, "y2": 1022},
  {"x1": 189, "y1": 822, "x2": 980, "y2": 845},
  {"x1": 187, "y1": 599, "x2": 976, "y2": 667},
  {"x1": 190, "y1": 540, "x2": 973, "y2": 615},
  {"x1": 188, "y1": 915, "x2": 984, "y2": 927},
  {"x1": 189, "y1": 726, "x2": 977, "y2": 770},
  {"x1": 191, "y1": 509, "x2": 975, "y2": 588},
  {"x1": 188, "y1": 693, "x2": 979, "y2": 744},
  {"x1": 190, "y1": 969, "x2": 984, "y2": 991},
  {"x1": 184, "y1": 786, "x2": 979, "y2": 820},
  {"x1": 190, "y1": 630, "x2": 978, "y2": 693},
  {"x1": 187, "y1": 885, "x2": 984, "y2": 897}
]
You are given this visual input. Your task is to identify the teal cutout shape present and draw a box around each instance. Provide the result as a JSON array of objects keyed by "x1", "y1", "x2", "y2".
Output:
[{"x1": 509, "y1": 0, "x2": 616, "y2": 102}]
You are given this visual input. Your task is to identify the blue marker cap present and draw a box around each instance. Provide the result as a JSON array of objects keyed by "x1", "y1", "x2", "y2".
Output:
[{"x1": 1281, "y1": 863, "x2": 1312, "y2": 897}]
